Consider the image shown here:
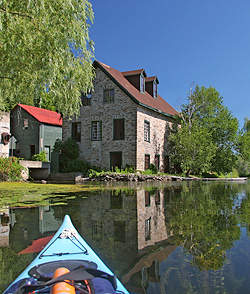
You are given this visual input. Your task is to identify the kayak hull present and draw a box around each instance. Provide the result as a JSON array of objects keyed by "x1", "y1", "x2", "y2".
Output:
[{"x1": 4, "y1": 215, "x2": 129, "y2": 294}]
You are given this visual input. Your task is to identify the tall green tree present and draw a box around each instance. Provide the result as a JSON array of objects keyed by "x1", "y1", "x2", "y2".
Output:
[
  {"x1": 236, "y1": 118, "x2": 250, "y2": 176},
  {"x1": 0, "y1": 0, "x2": 95, "y2": 117},
  {"x1": 169, "y1": 122, "x2": 215, "y2": 176},
  {"x1": 169, "y1": 85, "x2": 239, "y2": 175}
]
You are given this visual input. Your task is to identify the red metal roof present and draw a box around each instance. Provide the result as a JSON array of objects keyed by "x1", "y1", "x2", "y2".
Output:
[
  {"x1": 18, "y1": 104, "x2": 63, "y2": 126},
  {"x1": 95, "y1": 61, "x2": 178, "y2": 117},
  {"x1": 18, "y1": 235, "x2": 54, "y2": 254}
]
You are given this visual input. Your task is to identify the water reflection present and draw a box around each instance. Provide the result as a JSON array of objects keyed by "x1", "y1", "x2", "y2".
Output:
[
  {"x1": 0, "y1": 181, "x2": 249, "y2": 293},
  {"x1": 0, "y1": 209, "x2": 10, "y2": 247}
]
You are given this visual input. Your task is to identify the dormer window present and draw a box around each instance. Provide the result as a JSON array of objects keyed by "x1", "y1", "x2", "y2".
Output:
[
  {"x1": 140, "y1": 73, "x2": 145, "y2": 93},
  {"x1": 153, "y1": 80, "x2": 157, "y2": 98}
]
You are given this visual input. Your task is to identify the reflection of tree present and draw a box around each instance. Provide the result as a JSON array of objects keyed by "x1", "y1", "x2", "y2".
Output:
[
  {"x1": 164, "y1": 182, "x2": 242, "y2": 270},
  {"x1": 0, "y1": 247, "x2": 34, "y2": 292},
  {"x1": 237, "y1": 184, "x2": 250, "y2": 236}
]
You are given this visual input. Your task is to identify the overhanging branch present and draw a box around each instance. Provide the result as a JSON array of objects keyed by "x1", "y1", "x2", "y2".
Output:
[
  {"x1": 0, "y1": 7, "x2": 33, "y2": 19},
  {"x1": 0, "y1": 76, "x2": 14, "y2": 80}
]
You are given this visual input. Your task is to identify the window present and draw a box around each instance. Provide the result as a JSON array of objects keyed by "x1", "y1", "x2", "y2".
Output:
[
  {"x1": 103, "y1": 89, "x2": 114, "y2": 103},
  {"x1": 153, "y1": 80, "x2": 157, "y2": 98},
  {"x1": 113, "y1": 119, "x2": 125, "y2": 140},
  {"x1": 140, "y1": 73, "x2": 145, "y2": 92},
  {"x1": 91, "y1": 121, "x2": 102, "y2": 141},
  {"x1": 155, "y1": 154, "x2": 160, "y2": 170},
  {"x1": 81, "y1": 92, "x2": 91, "y2": 106},
  {"x1": 144, "y1": 120, "x2": 150, "y2": 142},
  {"x1": 72, "y1": 122, "x2": 81, "y2": 142},
  {"x1": 145, "y1": 217, "x2": 151, "y2": 241},
  {"x1": 145, "y1": 191, "x2": 150, "y2": 207},
  {"x1": 24, "y1": 119, "x2": 28, "y2": 129},
  {"x1": 30, "y1": 145, "x2": 35, "y2": 159},
  {"x1": 145, "y1": 154, "x2": 150, "y2": 170}
]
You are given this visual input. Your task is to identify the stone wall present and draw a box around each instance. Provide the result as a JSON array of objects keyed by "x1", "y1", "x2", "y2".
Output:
[
  {"x1": 63, "y1": 67, "x2": 137, "y2": 169},
  {"x1": 136, "y1": 106, "x2": 174, "y2": 171},
  {"x1": 0, "y1": 112, "x2": 10, "y2": 157}
]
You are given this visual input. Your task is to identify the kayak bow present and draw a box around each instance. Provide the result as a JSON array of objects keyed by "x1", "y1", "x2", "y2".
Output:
[{"x1": 4, "y1": 215, "x2": 129, "y2": 294}]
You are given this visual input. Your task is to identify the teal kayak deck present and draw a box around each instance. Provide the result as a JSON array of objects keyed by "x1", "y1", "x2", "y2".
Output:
[{"x1": 4, "y1": 215, "x2": 129, "y2": 293}]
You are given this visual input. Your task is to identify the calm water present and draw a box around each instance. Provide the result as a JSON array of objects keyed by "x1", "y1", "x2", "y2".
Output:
[{"x1": 0, "y1": 181, "x2": 250, "y2": 293}]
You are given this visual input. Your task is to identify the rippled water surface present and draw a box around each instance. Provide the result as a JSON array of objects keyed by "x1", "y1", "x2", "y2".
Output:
[{"x1": 0, "y1": 181, "x2": 249, "y2": 293}]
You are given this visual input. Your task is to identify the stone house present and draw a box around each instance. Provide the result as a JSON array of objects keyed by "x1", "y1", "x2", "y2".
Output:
[
  {"x1": 10, "y1": 104, "x2": 62, "y2": 161},
  {"x1": 63, "y1": 61, "x2": 178, "y2": 171}
]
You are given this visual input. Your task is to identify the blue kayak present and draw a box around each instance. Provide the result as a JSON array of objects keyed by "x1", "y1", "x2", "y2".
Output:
[{"x1": 4, "y1": 215, "x2": 129, "y2": 294}]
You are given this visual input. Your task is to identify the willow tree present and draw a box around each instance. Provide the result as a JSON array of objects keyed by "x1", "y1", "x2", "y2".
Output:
[{"x1": 0, "y1": 0, "x2": 95, "y2": 117}]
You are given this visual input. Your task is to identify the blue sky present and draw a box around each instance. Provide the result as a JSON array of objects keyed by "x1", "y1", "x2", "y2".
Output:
[{"x1": 89, "y1": 0, "x2": 249, "y2": 128}]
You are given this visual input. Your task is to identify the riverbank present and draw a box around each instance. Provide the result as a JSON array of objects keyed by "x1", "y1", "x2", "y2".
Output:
[{"x1": 74, "y1": 173, "x2": 248, "y2": 183}]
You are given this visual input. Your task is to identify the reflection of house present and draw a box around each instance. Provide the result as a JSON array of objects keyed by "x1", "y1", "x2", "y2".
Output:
[
  {"x1": 77, "y1": 188, "x2": 173, "y2": 293},
  {"x1": 10, "y1": 104, "x2": 62, "y2": 161},
  {"x1": 0, "y1": 112, "x2": 10, "y2": 157},
  {"x1": 137, "y1": 189, "x2": 169, "y2": 250},
  {"x1": 63, "y1": 61, "x2": 178, "y2": 171},
  {"x1": 39, "y1": 206, "x2": 61, "y2": 234},
  {"x1": 79, "y1": 190, "x2": 138, "y2": 272},
  {"x1": 9, "y1": 206, "x2": 61, "y2": 252},
  {"x1": 0, "y1": 209, "x2": 10, "y2": 247}
]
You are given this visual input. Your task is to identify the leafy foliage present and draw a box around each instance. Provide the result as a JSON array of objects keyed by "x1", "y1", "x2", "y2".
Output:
[
  {"x1": 0, "y1": 156, "x2": 23, "y2": 181},
  {"x1": 169, "y1": 85, "x2": 239, "y2": 175},
  {"x1": 32, "y1": 151, "x2": 47, "y2": 162},
  {"x1": 237, "y1": 119, "x2": 250, "y2": 162},
  {"x1": 169, "y1": 122, "x2": 215, "y2": 176},
  {"x1": 236, "y1": 118, "x2": 250, "y2": 176},
  {"x1": 0, "y1": 0, "x2": 95, "y2": 117}
]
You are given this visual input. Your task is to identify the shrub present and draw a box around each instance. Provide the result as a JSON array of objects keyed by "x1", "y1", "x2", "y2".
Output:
[
  {"x1": 32, "y1": 151, "x2": 47, "y2": 162},
  {"x1": 53, "y1": 138, "x2": 90, "y2": 174},
  {"x1": 124, "y1": 165, "x2": 135, "y2": 173},
  {"x1": 0, "y1": 157, "x2": 23, "y2": 181},
  {"x1": 201, "y1": 172, "x2": 218, "y2": 178},
  {"x1": 53, "y1": 138, "x2": 79, "y2": 160},
  {"x1": 149, "y1": 164, "x2": 157, "y2": 174},
  {"x1": 62, "y1": 138, "x2": 79, "y2": 160},
  {"x1": 60, "y1": 158, "x2": 90, "y2": 174}
]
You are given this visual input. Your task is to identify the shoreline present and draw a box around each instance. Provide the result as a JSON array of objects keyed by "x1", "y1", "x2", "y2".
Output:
[{"x1": 74, "y1": 173, "x2": 248, "y2": 184}]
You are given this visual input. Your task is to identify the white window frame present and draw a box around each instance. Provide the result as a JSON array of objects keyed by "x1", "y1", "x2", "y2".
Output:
[{"x1": 91, "y1": 121, "x2": 102, "y2": 141}]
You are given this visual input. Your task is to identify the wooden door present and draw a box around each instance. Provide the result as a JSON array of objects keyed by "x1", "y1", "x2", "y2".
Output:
[{"x1": 110, "y1": 152, "x2": 122, "y2": 170}]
